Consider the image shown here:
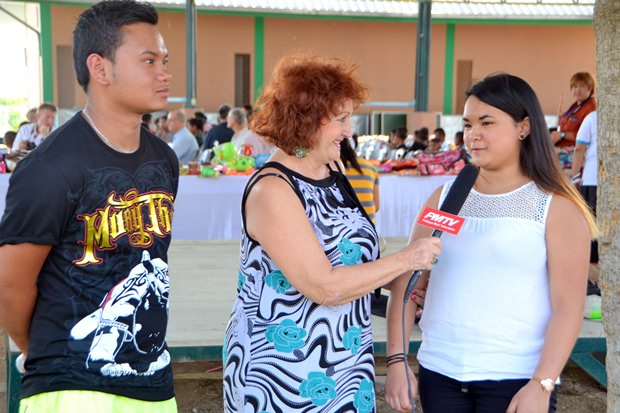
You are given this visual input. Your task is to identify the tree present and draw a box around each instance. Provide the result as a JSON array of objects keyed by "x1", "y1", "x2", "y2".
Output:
[{"x1": 594, "y1": 0, "x2": 620, "y2": 411}]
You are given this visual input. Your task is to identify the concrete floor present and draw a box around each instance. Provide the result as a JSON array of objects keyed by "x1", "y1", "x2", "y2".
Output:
[
  {"x1": 166, "y1": 237, "x2": 604, "y2": 349},
  {"x1": 166, "y1": 237, "x2": 418, "y2": 348}
]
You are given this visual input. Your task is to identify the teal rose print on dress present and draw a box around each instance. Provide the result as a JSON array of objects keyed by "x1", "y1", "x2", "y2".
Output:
[
  {"x1": 265, "y1": 269, "x2": 291, "y2": 293},
  {"x1": 338, "y1": 238, "x2": 362, "y2": 265},
  {"x1": 222, "y1": 335, "x2": 228, "y2": 364},
  {"x1": 265, "y1": 319, "x2": 308, "y2": 353},
  {"x1": 343, "y1": 326, "x2": 362, "y2": 355},
  {"x1": 353, "y1": 379, "x2": 375, "y2": 413},
  {"x1": 299, "y1": 371, "x2": 338, "y2": 406},
  {"x1": 237, "y1": 270, "x2": 247, "y2": 291}
]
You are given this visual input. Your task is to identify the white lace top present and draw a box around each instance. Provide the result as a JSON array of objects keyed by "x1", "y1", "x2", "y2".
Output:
[{"x1": 417, "y1": 180, "x2": 553, "y2": 381}]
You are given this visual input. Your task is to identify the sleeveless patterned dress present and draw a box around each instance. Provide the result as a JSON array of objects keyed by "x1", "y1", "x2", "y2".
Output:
[{"x1": 224, "y1": 162, "x2": 380, "y2": 413}]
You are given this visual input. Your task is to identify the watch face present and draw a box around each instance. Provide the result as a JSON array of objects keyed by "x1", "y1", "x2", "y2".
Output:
[{"x1": 541, "y1": 378, "x2": 555, "y2": 392}]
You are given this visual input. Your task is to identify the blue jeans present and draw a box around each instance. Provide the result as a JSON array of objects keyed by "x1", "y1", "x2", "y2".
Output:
[{"x1": 418, "y1": 365, "x2": 557, "y2": 413}]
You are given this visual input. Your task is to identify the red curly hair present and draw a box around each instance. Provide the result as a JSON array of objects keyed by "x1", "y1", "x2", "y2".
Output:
[{"x1": 251, "y1": 54, "x2": 368, "y2": 154}]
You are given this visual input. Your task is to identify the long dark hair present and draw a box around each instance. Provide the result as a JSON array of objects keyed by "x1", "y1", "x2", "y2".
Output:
[
  {"x1": 466, "y1": 73, "x2": 597, "y2": 237},
  {"x1": 340, "y1": 138, "x2": 361, "y2": 173}
]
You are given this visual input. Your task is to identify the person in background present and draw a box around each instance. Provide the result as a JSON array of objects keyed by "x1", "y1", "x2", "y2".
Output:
[
  {"x1": 242, "y1": 103, "x2": 254, "y2": 120},
  {"x1": 571, "y1": 110, "x2": 601, "y2": 302},
  {"x1": 389, "y1": 127, "x2": 409, "y2": 159},
  {"x1": 341, "y1": 137, "x2": 380, "y2": 223},
  {"x1": 0, "y1": 1, "x2": 179, "y2": 411},
  {"x1": 2, "y1": 131, "x2": 18, "y2": 172},
  {"x1": 168, "y1": 109, "x2": 199, "y2": 164},
  {"x1": 141, "y1": 113, "x2": 156, "y2": 133},
  {"x1": 433, "y1": 127, "x2": 450, "y2": 151},
  {"x1": 411, "y1": 129, "x2": 428, "y2": 152},
  {"x1": 453, "y1": 130, "x2": 471, "y2": 164},
  {"x1": 25, "y1": 107, "x2": 37, "y2": 123},
  {"x1": 551, "y1": 72, "x2": 596, "y2": 148},
  {"x1": 155, "y1": 114, "x2": 171, "y2": 141},
  {"x1": 3, "y1": 130, "x2": 16, "y2": 149},
  {"x1": 453, "y1": 131, "x2": 465, "y2": 150},
  {"x1": 389, "y1": 128, "x2": 397, "y2": 141},
  {"x1": 425, "y1": 137, "x2": 442, "y2": 153},
  {"x1": 223, "y1": 53, "x2": 441, "y2": 413},
  {"x1": 193, "y1": 111, "x2": 211, "y2": 135},
  {"x1": 385, "y1": 73, "x2": 597, "y2": 413},
  {"x1": 227, "y1": 107, "x2": 272, "y2": 155},
  {"x1": 389, "y1": 127, "x2": 406, "y2": 150},
  {"x1": 202, "y1": 103, "x2": 234, "y2": 150},
  {"x1": 12, "y1": 103, "x2": 57, "y2": 151},
  {"x1": 187, "y1": 117, "x2": 205, "y2": 148}
]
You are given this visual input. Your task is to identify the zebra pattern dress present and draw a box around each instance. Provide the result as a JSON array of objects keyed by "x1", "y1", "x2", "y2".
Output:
[{"x1": 224, "y1": 162, "x2": 380, "y2": 413}]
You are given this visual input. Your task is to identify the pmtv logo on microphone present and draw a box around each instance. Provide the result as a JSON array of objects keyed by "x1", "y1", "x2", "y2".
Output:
[{"x1": 418, "y1": 207, "x2": 465, "y2": 235}]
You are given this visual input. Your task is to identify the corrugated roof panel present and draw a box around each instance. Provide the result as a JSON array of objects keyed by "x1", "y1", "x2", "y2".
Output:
[{"x1": 145, "y1": 0, "x2": 594, "y2": 19}]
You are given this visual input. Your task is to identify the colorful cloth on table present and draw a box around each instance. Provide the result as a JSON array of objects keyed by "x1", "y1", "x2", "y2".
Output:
[
  {"x1": 224, "y1": 161, "x2": 380, "y2": 412},
  {"x1": 345, "y1": 158, "x2": 379, "y2": 223}
]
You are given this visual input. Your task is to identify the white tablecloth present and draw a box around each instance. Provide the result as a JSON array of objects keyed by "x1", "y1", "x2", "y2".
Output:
[{"x1": 0, "y1": 173, "x2": 452, "y2": 240}]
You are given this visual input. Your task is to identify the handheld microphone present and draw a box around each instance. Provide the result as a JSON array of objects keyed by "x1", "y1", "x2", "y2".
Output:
[{"x1": 403, "y1": 165, "x2": 479, "y2": 303}]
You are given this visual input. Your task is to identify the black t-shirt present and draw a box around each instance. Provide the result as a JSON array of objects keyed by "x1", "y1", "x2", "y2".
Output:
[
  {"x1": 0, "y1": 112, "x2": 179, "y2": 401},
  {"x1": 202, "y1": 122, "x2": 234, "y2": 150}
]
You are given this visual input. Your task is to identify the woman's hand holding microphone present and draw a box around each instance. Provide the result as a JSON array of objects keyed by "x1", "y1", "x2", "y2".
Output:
[{"x1": 400, "y1": 237, "x2": 442, "y2": 272}]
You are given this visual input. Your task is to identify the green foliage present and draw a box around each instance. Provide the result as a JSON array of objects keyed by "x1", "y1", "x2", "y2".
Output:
[{"x1": 0, "y1": 97, "x2": 28, "y2": 133}]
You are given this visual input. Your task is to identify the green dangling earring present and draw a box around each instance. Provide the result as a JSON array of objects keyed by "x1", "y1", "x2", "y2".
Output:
[{"x1": 293, "y1": 146, "x2": 309, "y2": 158}]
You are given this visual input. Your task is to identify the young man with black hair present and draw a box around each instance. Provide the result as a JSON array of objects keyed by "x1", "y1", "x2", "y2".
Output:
[{"x1": 0, "y1": 1, "x2": 178, "y2": 411}]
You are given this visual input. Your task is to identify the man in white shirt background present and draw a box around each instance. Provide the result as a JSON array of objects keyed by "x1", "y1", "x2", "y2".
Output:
[
  {"x1": 12, "y1": 103, "x2": 57, "y2": 151},
  {"x1": 227, "y1": 107, "x2": 272, "y2": 155},
  {"x1": 572, "y1": 110, "x2": 600, "y2": 302},
  {"x1": 167, "y1": 109, "x2": 199, "y2": 164}
]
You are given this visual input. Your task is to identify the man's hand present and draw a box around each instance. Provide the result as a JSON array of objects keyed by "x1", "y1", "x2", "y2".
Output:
[{"x1": 550, "y1": 130, "x2": 562, "y2": 144}]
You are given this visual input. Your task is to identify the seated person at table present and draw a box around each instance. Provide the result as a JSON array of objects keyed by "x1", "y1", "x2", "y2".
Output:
[
  {"x1": 3, "y1": 131, "x2": 16, "y2": 149},
  {"x1": 389, "y1": 127, "x2": 409, "y2": 159},
  {"x1": 12, "y1": 103, "x2": 57, "y2": 151},
  {"x1": 433, "y1": 127, "x2": 450, "y2": 151},
  {"x1": 202, "y1": 104, "x2": 234, "y2": 150},
  {"x1": 187, "y1": 117, "x2": 205, "y2": 148},
  {"x1": 168, "y1": 109, "x2": 199, "y2": 164},
  {"x1": 194, "y1": 111, "x2": 211, "y2": 134},
  {"x1": 2, "y1": 131, "x2": 18, "y2": 172},
  {"x1": 425, "y1": 137, "x2": 442, "y2": 153},
  {"x1": 227, "y1": 107, "x2": 272, "y2": 155},
  {"x1": 411, "y1": 129, "x2": 428, "y2": 152},
  {"x1": 155, "y1": 114, "x2": 171, "y2": 142}
]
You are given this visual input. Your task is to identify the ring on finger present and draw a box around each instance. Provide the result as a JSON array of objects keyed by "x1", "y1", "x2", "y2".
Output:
[{"x1": 431, "y1": 256, "x2": 438, "y2": 265}]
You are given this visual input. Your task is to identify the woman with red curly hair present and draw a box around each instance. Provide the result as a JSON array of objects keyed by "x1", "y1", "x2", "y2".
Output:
[{"x1": 223, "y1": 54, "x2": 441, "y2": 412}]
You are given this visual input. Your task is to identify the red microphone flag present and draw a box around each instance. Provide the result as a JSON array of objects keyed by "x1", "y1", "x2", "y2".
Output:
[{"x1": 417, "y1": 206, "x2": 465, "y2": 235}]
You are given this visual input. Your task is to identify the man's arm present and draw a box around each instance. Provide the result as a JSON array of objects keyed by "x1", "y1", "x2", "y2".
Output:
[
  {"x1": 12, "y1": 125, "x2": 30, "y2": 151},
  {"x1": 0, "y1": 243, "x2": 51, "y2": 354},
  {"x1": 571, "y1": 112, "x2": 595, "y2": 179},
  {"x1": 571, "y1": 143, "x2": 587, "y2": 178}
]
